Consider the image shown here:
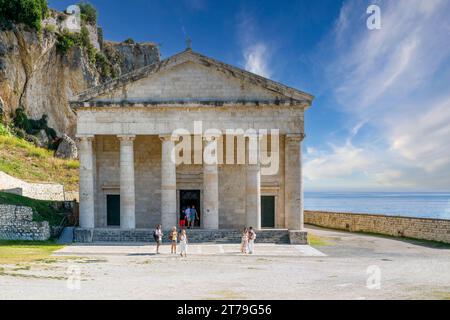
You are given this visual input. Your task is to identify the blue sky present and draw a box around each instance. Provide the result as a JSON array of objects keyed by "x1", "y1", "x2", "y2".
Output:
[{"x1": 48, "y1": 0, "x2": 450, "y2": 192}]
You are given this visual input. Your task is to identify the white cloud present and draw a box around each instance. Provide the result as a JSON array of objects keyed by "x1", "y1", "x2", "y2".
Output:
[
  {"x1": 243, "y1": 43, "x2": 271, "y2": 77},
  {"x1": 304, "y1": 141, "x2": 373, "y2": 181},
  {"x1": 306, "y1": 0, "x2": 450, "y2": 191},
  {"x1": 236, "y1": 11, "x2": 272, "y2": 78}
]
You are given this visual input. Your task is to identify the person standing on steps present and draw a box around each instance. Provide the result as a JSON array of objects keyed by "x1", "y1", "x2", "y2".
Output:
[
  {"x1": 190, "y1": 205, "x2": 198, "y2": 228},
  {"x1": 179, "y1": 207, "x2": 186, "y2": 229},
  {"x1": 185, "y1": 207, "x2": 191, "y2": 229},
  {"x1": 248, "y1": 227, "x2": 256, "y2": 254}
]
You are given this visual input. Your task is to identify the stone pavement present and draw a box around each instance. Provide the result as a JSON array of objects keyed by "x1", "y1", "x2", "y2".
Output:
[
  {"x1": 54, "y1": 243, "x2": 326, "y2": 257},
  {"x1": 1, "y1": 226, "x2": 450, "y2": 300}
]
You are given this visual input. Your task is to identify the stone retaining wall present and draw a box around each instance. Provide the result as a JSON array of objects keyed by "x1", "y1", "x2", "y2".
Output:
[
  {"x1": 0, "y1": 205, "x2": 50, "y2": 241},
  {"x1": 305, "y1": 210, "x2": 450, "y2": 244},
  {"x1": 0, "y1": 171, "x2": 65, "y2": 201}
]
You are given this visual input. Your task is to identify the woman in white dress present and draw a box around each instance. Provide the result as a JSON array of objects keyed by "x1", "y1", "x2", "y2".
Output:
[{"x1": 179, "y1": 229, "x2": 188, "y2": 257}]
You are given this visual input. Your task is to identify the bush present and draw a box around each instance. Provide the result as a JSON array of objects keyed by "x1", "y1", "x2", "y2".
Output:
[
  {"x1": 0, "y1": 0, "x2": 48, "y2": 31},
  {"x1": 45, "y1": 127, "x2": 57, "y2": 141},
  {"x1": 95, "y1": 51, "x2": 113, "y2": 79},
  {"x1": 25, "y1": 134, "x2": 40, "y2": 147},
  {"x1": 43, "y1": 24, "x2": 55, "y2": 33},
  {"x1": 78, "y1": 1, "x2": 97, "y2": 25},
  {"x1": 124, "y1": 38, "x2": 135, "y2": 44},
  {"x1": 0, "y1": 123, "x2": 10, "y2": 136},
  {"x1": 13, "y1": 127, "x2": 26, "y2": 139},
  {"x1": 13, "y1": 107, "x2": 31, "y2": 133},
  {"x1": 56, "y1": 31, "x2": 76, "y2": 54}
]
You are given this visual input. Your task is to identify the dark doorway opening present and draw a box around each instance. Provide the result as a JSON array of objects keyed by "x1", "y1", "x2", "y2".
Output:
[
  {"x1": 180, "y1": 190, "x2": 201, "y2": 228},
  {"x1": 107, "y1": 195, "x2": 120, "y2": 227},
  {"x1": 261, "y1": 196, "x2": 275, "y2": 228}
]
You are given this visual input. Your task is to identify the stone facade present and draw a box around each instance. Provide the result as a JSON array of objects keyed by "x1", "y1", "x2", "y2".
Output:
[
  {"x1": 305, "y1": 211, "x2": 450, "y2": 244},
  {"x1": 0, "y1": 205, "x2": 50, "y2": 241},
  {"x1": 71, "y1": 49, "x2": 313, "y2": 241}
]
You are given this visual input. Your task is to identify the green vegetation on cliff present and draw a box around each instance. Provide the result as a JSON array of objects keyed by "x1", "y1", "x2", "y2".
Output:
[
  {"x1": 78, "y1": 1, "x2": 97, "y2": 25},
  {"x1": 0, "y1": 0, "x2": 48, "y2": 30},
  {"x1": 0, "y1": 123, "x2": 79, "y2": 191}
]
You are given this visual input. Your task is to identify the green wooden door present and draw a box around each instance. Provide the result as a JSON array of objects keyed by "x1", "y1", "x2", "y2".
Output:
[
  {"x1": 261, "y1": 196, "x2": 275, "y2": 228},
  {"x1": 107, "y1": 195, "x2": 120, "y2": 226}
]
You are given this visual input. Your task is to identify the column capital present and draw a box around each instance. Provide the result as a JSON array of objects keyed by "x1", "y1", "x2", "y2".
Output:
[
  {"x1": 159, "y1": 134, "x2": 179, "y2": 142},
  {"x1": 117, "y1": 134, "x2": 136, "y2": 141},
  {"x1": 286, "y1": 133, "x2": 306, "y2": 142},
  {"x1": 76, "y1": 135, "x2": 94, "y2": 142}
]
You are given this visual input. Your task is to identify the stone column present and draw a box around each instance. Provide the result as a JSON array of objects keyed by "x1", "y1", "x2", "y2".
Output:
[
  {"x1": 160, "y1": 135, "x2": 177, "y2": 229},
  {"x1": 285, "y1": 134, "x2": 305, "y2": 230},
  {"x1": 246, "y1": 133, "x2": 261, "y2": 230},
  {"x1": 118, "y1": 135, "x2": 136, "y2": 229},
  {"x1": 78, "y1": 135, "x2": 95, "y2": 229},
  {"x1": 202, "y1": 135, "x2": 219, "y2": 230}
]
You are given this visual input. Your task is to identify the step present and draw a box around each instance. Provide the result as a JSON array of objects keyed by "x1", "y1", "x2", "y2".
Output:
[{"x1": 74, "y1": 228, "x2": 291, "y2": 244}]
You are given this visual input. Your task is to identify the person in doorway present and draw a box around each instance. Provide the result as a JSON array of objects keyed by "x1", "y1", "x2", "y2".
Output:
[
  {"x1": 248, "y1": 227, "x2": 256, "y2": 254},
  {"x1": 179, "y1": 229, "x2": 188, "y2": 258},
  {"x1": 153, "y1": 224, "x2": 163, "y2": 254},
  {"x1": 184, "y1": 207, "x2": 191, "y2": 229},
  {"x1": 190, "y1": 205, "x2": 198, "y2": 228},
  {"x1": 241, "y1": 227, "x2": 249, "y2": 254},
  {"x1": 169, "y1": 226, "x2": 178, "y2": 254},
  {"x1": 179, "y1": 208, "x2": 186, "y2": 229}
]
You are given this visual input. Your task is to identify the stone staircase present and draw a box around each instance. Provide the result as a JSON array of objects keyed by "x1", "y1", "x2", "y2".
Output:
[{"x1": 74, "y1": 228, "x2": 291, "y2": 244}]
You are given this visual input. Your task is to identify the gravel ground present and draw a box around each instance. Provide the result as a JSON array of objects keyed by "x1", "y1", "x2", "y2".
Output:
[{"x1": 1, "y1": 226, "x2": 449, "y2": 300}]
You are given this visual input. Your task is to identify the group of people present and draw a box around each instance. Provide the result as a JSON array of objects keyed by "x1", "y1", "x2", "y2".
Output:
[
  {"x1": 179, "y1": 205, "x2": 198, "y2": 229},
  {"x1": 152, "y1": 225, "x2": 258, "y2": 256},
  {"x1": 153, "y1": 224, "x2": 188, "y2": 257},
  {"x1": 240, "y1": 227, "x2": 257, "y2": 254}
]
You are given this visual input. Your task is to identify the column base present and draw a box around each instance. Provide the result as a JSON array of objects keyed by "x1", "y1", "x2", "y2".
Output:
[{"x1": 288, "y1": 230, "x2": 308, "y2": 244}]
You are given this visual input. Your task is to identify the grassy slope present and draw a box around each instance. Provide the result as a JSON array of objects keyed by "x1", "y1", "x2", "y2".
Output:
[
  {"x1": 0, "y1": 124, "x2": 79, "y2": 191},
  {"x1": 0, "y1": 192, "x2": 68, "y2": 226}
]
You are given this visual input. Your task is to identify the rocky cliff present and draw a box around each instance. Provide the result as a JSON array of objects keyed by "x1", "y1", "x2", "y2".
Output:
[{"x1": 0, "y1": 9, "x2": 159, "y2": 137}]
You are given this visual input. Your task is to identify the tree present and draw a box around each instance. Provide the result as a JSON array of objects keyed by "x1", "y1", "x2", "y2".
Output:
[
  {"x1": 0, "y1": 0, "x2": 48, "y2": 31},
  {"x1": 77, "y1": 1, "x2": 97, "y2": 25}
]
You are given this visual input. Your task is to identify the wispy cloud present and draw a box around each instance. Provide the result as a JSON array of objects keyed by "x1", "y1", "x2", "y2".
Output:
[
  {"x1": 243, "y1": 43, "x2": 271, "y2": 77},
  {"x1": 305, "y1": 0, "x2": 450, "y2": 191},
  {"x1": 236, "y1": 11, "x2": 272, "y2": 78}
]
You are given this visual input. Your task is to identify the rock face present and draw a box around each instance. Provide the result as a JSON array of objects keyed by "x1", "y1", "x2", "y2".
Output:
[
  {"x1": 103, "y1": 41, "x2": 160, "y2": 75},
  {"x1": 55, "y1": 134, "x2": 78, "y2": 159},
  {"x1": 0, "y1": 9, "x2": 160, "y2": 137},
  {"x1": 36, "y1": 129, "x2": 49, "y2": 148}
]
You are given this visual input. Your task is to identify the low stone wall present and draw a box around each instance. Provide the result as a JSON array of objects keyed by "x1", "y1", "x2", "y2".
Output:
[
  {"x1": 0, "y1": 171, "x2": 65, "y2": 201},
  {"x1": 0, "y1": 204, "x2": 50, "y2": 241},
  {"x1": 305, "y1": 210, "x2": 450, "y2": 244}
]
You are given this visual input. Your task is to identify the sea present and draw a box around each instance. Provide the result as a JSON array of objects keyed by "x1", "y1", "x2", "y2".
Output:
[{"x1": 304, "y1": 192, "x2": 450, "y2": 220}]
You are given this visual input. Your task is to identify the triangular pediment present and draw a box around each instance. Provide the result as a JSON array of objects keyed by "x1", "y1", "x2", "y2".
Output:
[{"x1": 71, "y1": 50, "x2": 313, "y2": 107}]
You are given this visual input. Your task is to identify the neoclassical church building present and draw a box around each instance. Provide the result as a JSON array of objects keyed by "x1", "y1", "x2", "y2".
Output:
[{"x1": 71, "y1": 49, "x2": 313, "y2": 243}]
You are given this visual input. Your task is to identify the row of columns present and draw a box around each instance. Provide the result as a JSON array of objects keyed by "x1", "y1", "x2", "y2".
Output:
[{"x1": 78, "y1": 133, "x2": 304, "y2": 231}]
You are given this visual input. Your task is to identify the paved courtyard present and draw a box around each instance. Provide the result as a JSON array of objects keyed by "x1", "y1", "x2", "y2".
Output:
[{"x1": 1, "y1": 226, "x2": 450, "y2": 300}]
